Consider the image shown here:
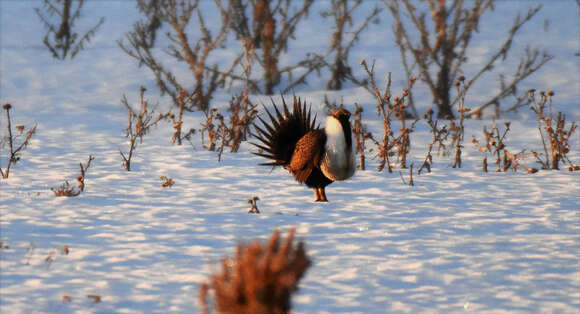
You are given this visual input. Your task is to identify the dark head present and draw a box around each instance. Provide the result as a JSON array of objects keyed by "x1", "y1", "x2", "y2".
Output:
[
  {"x1": 329, "y1": 108, "x2": 352, "y2": 149},
  {"x1": 332, "y1": 108, "x2": 351, "y2": 123}
]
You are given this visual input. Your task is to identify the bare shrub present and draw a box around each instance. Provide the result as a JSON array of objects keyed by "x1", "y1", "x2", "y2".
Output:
[
  {"x1": 385, "y1": 0, "x2": 552, "y2": 119},
  {"x1": 450, "y1": 77, "x2": 470, "y2": 168},
  {"x1": 418, "y1": 108, "x2": 449, "y2": 174},
  {"x1": 51, "y1": 155, "x2": 94, "y2": 197},
  {"x1": 119, "y1": 87, "x2": 164, "y2": 171},
  {"x1": 228, "y1": 0, "x2": 324, "y2": 95},
  {"x1": 529, "y1": 90, "x2": 577, "y2": 170},
  {"x1": 322, "y1": 0, "x2": 381, "y2": 90},
  {"x1": 471, "y1": 121, "x2": 537, "y2": 173},
  {"x1": 199, "y1": 228, "x2": 310, "y2": 314},
  {"x1": 35, "y1": 0, "x2": 104, "y2": 60},
  {"x1": 1, "y1": 103, "x2": 37, "y2": 179},
  {"x1": 360, "y1": 60, "x2": 418, "y2": 172},
  {"x1": 119, "y1": 0, "x2": 239, "y2": 112},
  {"x1": 166, "y1": 89, "x2": 196, "y2": 146}
]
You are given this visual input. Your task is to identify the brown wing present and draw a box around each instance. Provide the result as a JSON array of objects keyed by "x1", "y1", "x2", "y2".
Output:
[{"x1": 287, "y1": 130, "x2": 327, "y2": 183}]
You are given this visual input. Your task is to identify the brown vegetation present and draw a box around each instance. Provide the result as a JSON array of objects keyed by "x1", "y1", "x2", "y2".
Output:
[
  {"x1": 51, "y1": 155, "x2": 94, "y2": 197},
  {"x1": 322, "y1": 0, "x2": 381, "y2": 91},
  {"x1": 529, "y1": 90, "x2": 577, "y2": 170},
  {"x1": 248, "y1": 196, "x2": 260, "y2": 213},
  {"x1": 1, "y1": 103, "x2": 37, "y2": 179},
  {"x1": 360, "y1": 60, "x2": 417, "y2": 172},
  {"x1": 35, "y1": 0, "x2": 104, "y2": 60},
  {"x1": 119, "y1": 87, "x2": 164, "y2": 171},
  {"x1": 385, "y1": 0, "x2": 552, "y2": 119},
  {"x1": 199, "y1": 228, "x2": 310, "y2": 314}
]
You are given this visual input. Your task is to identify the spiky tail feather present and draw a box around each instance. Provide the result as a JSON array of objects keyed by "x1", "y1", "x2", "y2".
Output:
[{"x1": 252, "y1": 96, "x2": 317, "y2": 167}]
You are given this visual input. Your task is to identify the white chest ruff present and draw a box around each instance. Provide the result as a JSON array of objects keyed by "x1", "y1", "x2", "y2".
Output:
[{"x1": 321, "y1": 116, "x2": 355, "y2": 181}]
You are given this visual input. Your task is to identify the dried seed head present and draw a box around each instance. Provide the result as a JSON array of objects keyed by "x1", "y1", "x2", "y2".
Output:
[{"x1": 2, "y1": 103, "x2": 11, "y2": 110}]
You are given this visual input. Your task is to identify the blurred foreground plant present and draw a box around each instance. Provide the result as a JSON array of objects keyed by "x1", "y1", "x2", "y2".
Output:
[{"x1": 199, "y1": 228, "x2": 310, "y2": 314}]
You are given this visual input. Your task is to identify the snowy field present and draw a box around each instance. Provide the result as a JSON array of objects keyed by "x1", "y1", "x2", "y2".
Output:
[{"x1": 1, "y1": 1, "x2": 579, "y2": 313}]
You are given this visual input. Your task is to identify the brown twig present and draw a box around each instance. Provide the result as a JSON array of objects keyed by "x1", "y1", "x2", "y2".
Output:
[{"x1": 1, "y1": 103, "x2": 37, "y2": 179}]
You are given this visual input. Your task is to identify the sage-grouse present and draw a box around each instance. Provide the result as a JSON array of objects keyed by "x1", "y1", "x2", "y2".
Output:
[{"x1": 252, "y1": 97, "x2": 355, "y2": 202}]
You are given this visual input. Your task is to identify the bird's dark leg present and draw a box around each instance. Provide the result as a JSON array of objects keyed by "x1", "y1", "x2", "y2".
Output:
[
  {"x1": 314, "y1": 187, "x2": 328, "y2": 202},
  {"x1": 313, "y1": 188, "x2": 321, "y2": 202},
  {"x1": 319, "y1": 187, "x2": 328, "y2": 202}
]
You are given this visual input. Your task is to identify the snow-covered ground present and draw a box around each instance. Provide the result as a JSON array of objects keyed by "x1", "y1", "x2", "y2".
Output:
[{"x1": 1, "y1": 1, "x2": 579, "y2": 313}]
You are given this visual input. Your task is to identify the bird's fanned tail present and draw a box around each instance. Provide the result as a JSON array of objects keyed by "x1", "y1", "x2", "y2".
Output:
[{"x1": 251, "y1": 96, "x2": 317, "y2": 167}]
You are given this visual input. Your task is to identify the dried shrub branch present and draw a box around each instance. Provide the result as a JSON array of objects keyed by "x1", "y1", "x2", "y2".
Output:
[
  {"x1": 1, "y1": 103, "x2": 37, "y2": 179},
  {"x1": 51, "y1": 155, "x2": 94, "y2": 197},
  {"x1": 529, "y1": 90, "x2": 577, "y2": 170},
  {"x1": 450, "y1": 77, "x2": 469, "y2": 168},
  {"x1": 119, "y1": 0, "x2": 240, "y2": 112},
  {"x1": 322, "y1": 0, "x2": 381, "y2": 90},
  {"x1": 35, "y1": 0, "x2": 104, "y2": 60},
  {"x1": 199, "y1": 228, "x2": 310, "y2": 314},
  {"x1": 472, "y1": 121, "x2": 539, "y2": 173},
  {"x1": 418, "y1": 108, "x2": 449, "y2": 174},
  {"x1": 228, "y1": 0, "x2": 324, "y2": 95},
  {"x1": 385, "y1": 0, "x2": 552, "y2": 119},
  {"x1": 353, "y1": 105, "x2": 372, "y2": 170},
  {"x1": 360, "y1": 60, "x2": 417, "y2": 172},
  {"x1": 119, "y1": 87, "x2": 164, "y2": 171},
  {"x1": 166, "y1": 89, "x2": 196, "y2": 146},
  {"x1": 248, "y1": 196, "x2": 260, "y2": 213}
]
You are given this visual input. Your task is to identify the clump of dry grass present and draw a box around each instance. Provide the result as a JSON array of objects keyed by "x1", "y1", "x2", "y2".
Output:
[
  {"x1": 199, "y1": 228, "x2": 310, "y2": 314},
  {"x1": 51, "y1": 155, "x2": 94, "y2": 197},
  {"x1": 1, "y1": 103, "x2": 37, "y2": 179}
]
